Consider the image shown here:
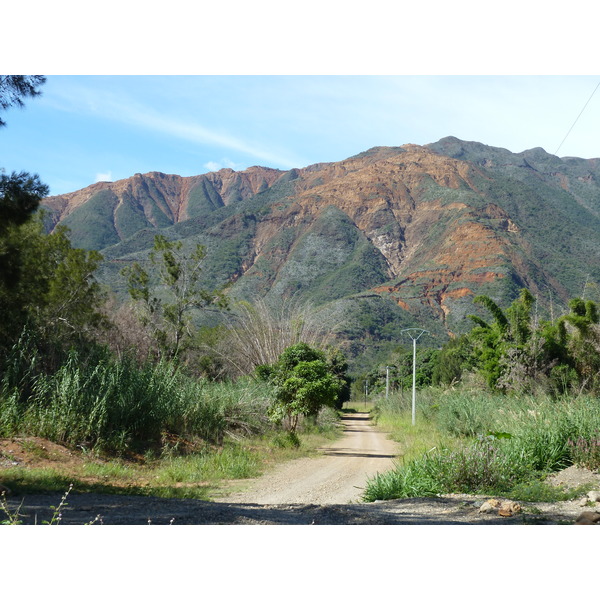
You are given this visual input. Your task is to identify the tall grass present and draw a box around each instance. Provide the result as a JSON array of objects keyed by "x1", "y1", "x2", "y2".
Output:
[
  {"x1": 365, "y1": 388, "x2": 600, "y2": 501},
  {"x1": 0, "y1": 342, "x2": 275, "y2": 454},
  {"x1": 372, "y1": 396, "x2": 458, "y2": 465},
  {"x1": 431, "y1": 392, "x2": 600, "y2": 472}
]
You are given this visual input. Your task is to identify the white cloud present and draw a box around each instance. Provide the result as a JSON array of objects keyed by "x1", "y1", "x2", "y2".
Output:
[
  {"x1": 204, "y1": 158, "x2": 241, "y2": 172},
  {"x1": 135, "y1": 111, "x2": 296, "y2": 168},
  {"x1": 95, "y1": 171, "x2": 112, "y2": 182},
  {"x1": 51, "y1": 82, "x2": 301, "y2": 169}
]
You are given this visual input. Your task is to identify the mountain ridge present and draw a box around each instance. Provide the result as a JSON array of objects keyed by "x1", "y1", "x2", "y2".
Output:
[{"x1": 40, "y1": 137, "x2": 600, "y2": 358}]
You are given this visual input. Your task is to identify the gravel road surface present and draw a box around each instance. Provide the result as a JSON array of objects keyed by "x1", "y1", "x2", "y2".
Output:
[{"x1": 217, "y1": 412, "x2": 399, "y2": 505}]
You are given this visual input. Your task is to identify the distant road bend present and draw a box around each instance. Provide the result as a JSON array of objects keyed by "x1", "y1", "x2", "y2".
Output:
[{"x1": 217, "y1": 412, "x2": 400, "y2": 505}]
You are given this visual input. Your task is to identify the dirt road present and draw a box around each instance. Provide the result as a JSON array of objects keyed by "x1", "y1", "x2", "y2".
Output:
[
  {"x1": 218, "y1": 412, "x2": 400, "y2": 505},
  {"x1": 4, "y1": 414, "x2": 597, "y2": 524}
]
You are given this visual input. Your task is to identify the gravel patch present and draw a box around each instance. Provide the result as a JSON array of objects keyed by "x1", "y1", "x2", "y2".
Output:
[{"x1": 3, "y1": 489, "x2": 594, "y2": 525}]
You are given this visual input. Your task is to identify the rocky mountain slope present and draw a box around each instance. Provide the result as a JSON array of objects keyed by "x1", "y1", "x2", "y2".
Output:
[{"x1": 41, "y1": 137, "x2": 600, "y2": 355}]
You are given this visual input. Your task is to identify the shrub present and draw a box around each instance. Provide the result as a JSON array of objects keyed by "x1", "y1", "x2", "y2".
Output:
[
  {"x1": 364, "y1": 454, "x2": 444, "y2": 501},
  {"x1": 261, "y1": 342, "x2": 345, "y2": 432}
]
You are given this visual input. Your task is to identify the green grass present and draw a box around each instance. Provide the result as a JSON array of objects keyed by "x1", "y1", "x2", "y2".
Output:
[
  {"x1": 506, "y1": 479, "x2": 594, "y2": 503},
  {"x1": 1, "y1": 342, "x2": 276, "y2": 455},
  {"x1": 81, "y1": 461, "x2": 139, "y2": 481},
  {"x1": 154, "y1": 444, "x2": 263, "y2": 484},
  {"x1": 1, "y1": 465, "x2": 215, "y2": 500},
  {"x1": 374, "y1": 410, "x2": 459, "y2": 464},
  {"x1": 363, "y1": 388, "x2": 600, "y2": 502},
  {"x1": 0, "y1": 411, "x2": 344, "y2": 502}
]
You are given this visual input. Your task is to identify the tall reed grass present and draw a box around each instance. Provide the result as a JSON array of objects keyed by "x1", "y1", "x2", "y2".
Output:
[
  {"x1": 0, "y1": 343, "x2": 275, "y2": 454},
  {"x1": 365, "y1": 388, "x2": 600, "y2": 501}
]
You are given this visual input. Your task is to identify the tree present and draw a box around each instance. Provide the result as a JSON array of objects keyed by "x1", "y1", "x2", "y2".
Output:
[
  {"x1": 259, "y1": 342, "x2": 344, "y2": 432},
  {"x1": 1, "y1": 76, "x2": 49, "y2": 291},
  {"x1": 0, "y1": 76, "x2": 104, "y2": 369},
  {"x1": 432, "y1": 335, "x2": 473, "y2": 386},
  {"x1": 323, "y1": 345, "x2": 352, "y2": 408},
  {"x1": 0, "y1": 75, "x2": 46, "y2": 127},
  {"x1": 0, "y1": 171, "x2": 48, "y2": 232},
  {"x1": 121, "y1": 234, "x2": 228, "y2": 360},
  {"x1": 466, "y1": 290, "x2": 536, "y2": 389},
  {"x1": 210, "y1": 297, "x2": 335, "y2": 378},
  {"x1": 462, "y1": 289, "x2": 600, "y2": 395},
  {"x1": 0, "y1": 217, "x2": 105, "y2": 353},
  {"x1": 557, "y1": 297, "x2": 600, "y2": 393}
]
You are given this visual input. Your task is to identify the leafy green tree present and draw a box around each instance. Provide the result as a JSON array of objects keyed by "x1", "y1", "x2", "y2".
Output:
[
  {"x1": 0, "y1": 76, "x2": 47, "y2": 233},
  {"x1": 463, "y1": 288, "x2": 600, "y2": 394},
  {"x1": 466, "y1": 294, "x2": 510, "y2": 388},
  {"x1": 432, "y1": 335, "x2": 473, "y2": 386},
  {"x1": 1, "y1": 75, "x2": 49, "y2": 305},
  {"x1": 121, "y1": 234, "x2": 228, "y2": 360},
  {"x1": 362, "y1": 346, "x2": 440, "y2": 396},
  {"x1": 558, "y1": 297, "x2": 600, "y2": 393},
  {"x1": 0, "y1": 217, "x2": 105, "y2": 353},
  {"x1": 0, "y1": 176, "x2": 50, "y2": 345},
  {"x1": 466, "y1": 289, "x2": 537, "y2": 389},
  {"x1": 0, "y1": 75, "x2": 104, "y2": 372},
  {"x1": 260, "y1": 342, "x2": 343, "y2": 432},
  {"x1": 324, "y1": 345, "x2": 352, "y2": 408},
  {"x1": 0, "y1": 171, "x2": 48, "y2": 233}
]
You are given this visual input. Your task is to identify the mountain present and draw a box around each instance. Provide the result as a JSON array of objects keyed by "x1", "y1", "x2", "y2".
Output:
[
  {"x1": 41, "y1": 138, "x2": 600, "y2": 363},
  {"x1": 42, "y1": 167, "x2": 284, "y2": 249}
]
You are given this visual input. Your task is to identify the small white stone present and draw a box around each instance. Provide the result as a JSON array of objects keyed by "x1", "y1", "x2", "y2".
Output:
[
  {"x1": 586, "y1": 490, "x2": 600, "y2": 503},
  {"x1": 479, "y1": 499, "x2": 499, "y2": 514}
]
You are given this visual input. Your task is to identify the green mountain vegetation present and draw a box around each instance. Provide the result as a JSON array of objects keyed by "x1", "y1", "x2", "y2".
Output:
[{"x1": 38, "y1": 139, "x2": 600, "y2": 375}]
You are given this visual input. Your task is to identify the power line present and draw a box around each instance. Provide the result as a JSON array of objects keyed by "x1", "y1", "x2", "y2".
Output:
[{"x1": 554, "y1": 81, "x2": 600, "y2": 156}]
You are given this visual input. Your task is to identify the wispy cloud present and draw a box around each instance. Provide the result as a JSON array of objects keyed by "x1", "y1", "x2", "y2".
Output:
[
  {"x1": 204, "y1": 158, "x2": 240, "y2": 172},
  {"x1": 95, "y1": 171, "x2": 112, "y2": 182},
  {"x1": 47, "y1": 81, "x2": 301, "y2": 169},
  {"x1": 126, "y1": 107, "x2": 297, "y2": 168}
]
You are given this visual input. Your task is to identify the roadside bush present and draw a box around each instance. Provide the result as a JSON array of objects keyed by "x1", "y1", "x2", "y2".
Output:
[
  {"x1": 260, "y1": 342, "x2": 345, "y2": 433},
  {"x1": 364, "y1": 437, "x2": 525, "y2": 501},
  {"x1": 364, "y1": 453, "x2": 444, "y2": 501}
]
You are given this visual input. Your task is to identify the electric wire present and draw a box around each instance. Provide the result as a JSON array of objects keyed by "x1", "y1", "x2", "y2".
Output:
[{"x1": 554, "y1": 80, "x2": 600, "y2": 156}]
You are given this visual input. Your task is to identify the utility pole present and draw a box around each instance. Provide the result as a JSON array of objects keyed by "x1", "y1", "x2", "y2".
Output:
[
  {"x1": 385, "y1": 366, "x2": 390, "y2": 401},
  {"x1": 400, "y1": 328, "x2": 429, "y2": 425}
]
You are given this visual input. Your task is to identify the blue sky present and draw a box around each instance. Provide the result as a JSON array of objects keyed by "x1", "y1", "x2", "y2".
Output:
[
  {"x1": 3, "y1": 75, "x2": 600, "y2": 197},
  {"x1": 3, "y1": 2, "x2": 600, "y2": 198}
]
